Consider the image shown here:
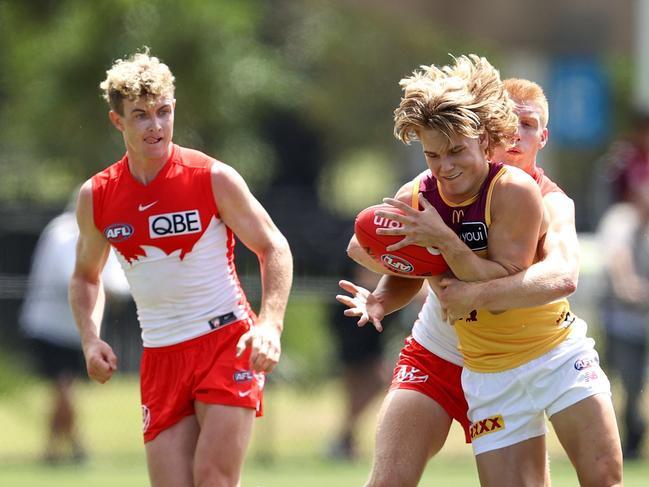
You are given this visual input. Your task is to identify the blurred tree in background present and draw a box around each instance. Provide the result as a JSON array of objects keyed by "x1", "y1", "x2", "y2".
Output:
[
  {"x1": 0, "y1": 0, "x2": 300, "y2": 200},
  {"x1": 0, "y1": 0, "x2": 499, "y2": 209},
  {"x1": 1, "y1": 0, "x2": 634, "y2": 217}
]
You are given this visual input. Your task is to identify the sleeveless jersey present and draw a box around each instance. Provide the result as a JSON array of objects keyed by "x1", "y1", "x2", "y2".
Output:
[
  {"x1": 92, "y1": 144, "x2": 252, "y2": 347},
  {"x1": 411, "y1": 163, "x2": 572, "y2": 373}
]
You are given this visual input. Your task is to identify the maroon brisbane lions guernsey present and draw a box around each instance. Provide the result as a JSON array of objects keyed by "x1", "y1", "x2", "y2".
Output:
[
  {"x1": 417, "y1": 162, "x2": 507, "y2": 258},
  {"x1": 415, "y1": 162, "x2": 572, "y2": 373},
  {"x1": 92, "y1": 144, "x2": 253, "y2": 347}
]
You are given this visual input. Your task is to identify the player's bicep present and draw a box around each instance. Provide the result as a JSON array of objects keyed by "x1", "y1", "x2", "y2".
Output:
[
  {"x1": 211, "y1": 163, "x2": 285, "y2": 256},
  {"x1": 73, "y1": 181, "x2": 111, "y2": 282},
  {"x1": 488, "y1": 176, "x2": 544, "y2": 273},
  {"x1": 541, "y1": 193, "x2": 580, "y2": 270},
  {"x1": 393, "y1": 178, "x2": 418, "y2": 205}
]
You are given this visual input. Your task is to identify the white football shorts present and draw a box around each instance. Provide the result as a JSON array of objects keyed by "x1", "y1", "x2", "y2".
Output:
[{"x1": 461, "y1": 319, "x2": 611, "y2": 455}]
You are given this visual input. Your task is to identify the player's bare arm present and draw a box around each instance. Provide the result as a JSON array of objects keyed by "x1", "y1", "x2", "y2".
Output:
[
  {"x1": 68, "y1": 180, "x2": 117, "y2": 384},
  {"x1": 211, "y1": 162, "x2": 293, "y2": 373},
  {"x1": 346, "y1": 234, "x2": 391, "y2": 275},
  {"x1": 378, "y1": 166, "x2": 545, "y2": 282},
  {"x1": 437, "y1": 191, "x2": 578, "y2": 317}
]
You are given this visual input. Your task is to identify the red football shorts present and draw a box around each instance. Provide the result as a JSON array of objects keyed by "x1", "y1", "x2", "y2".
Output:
[
  {"x1": 390, "y1": 335, "x2": 471, "y2": 443},
  {"x1": 140, "y1": 318, "x2": 264, "y2": 443}
]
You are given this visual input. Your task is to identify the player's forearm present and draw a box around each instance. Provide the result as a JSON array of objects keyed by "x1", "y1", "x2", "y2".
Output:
[
  {"x1": 470, "y1": 256, "x2": 577, "y2": 310},
  {"x1": 372, "y1": 274, "x2": 424, "y2": 315},
  {"x1": 69, "y1": 274, "x2": 106, "y2": 348},
  {"x1": 346, "y1": 235, "x2": 393, "y2": 275},
  {"x1": 437, "y1": 235, "x2": 509, "y2": 282},
  {"x1": 257, "y1": 236, "x2": 293, "y2": 331}
]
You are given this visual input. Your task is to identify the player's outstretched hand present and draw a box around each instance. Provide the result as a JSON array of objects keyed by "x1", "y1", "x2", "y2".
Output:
[
  {"x1": 236, "y1": 322, "x2": 282, "y2": 373},
  {"x1": 83, "y1": 338, "x2": 117, "y2": 384},
  {"x1": 336, "y1": 279, "x2": 385, "y2": 332}
]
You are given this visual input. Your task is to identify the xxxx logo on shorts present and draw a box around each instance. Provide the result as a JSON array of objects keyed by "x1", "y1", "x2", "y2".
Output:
[{"x1": 470, "y1": 415, "x2": 505, "y2": 439}]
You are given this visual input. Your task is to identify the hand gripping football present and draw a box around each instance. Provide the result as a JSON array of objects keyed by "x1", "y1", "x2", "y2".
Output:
[{"x1": 354, "y1": 203, "x2": 449, "y2": 276}]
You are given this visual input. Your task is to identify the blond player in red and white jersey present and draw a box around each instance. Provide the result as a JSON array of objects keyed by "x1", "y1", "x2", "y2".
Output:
[
  {"x1": 69, "y1": 49, "x2": 292, "y2": 487},
  {"x1": 340, "y1": 65, "x2": 622, "y2": 487}
]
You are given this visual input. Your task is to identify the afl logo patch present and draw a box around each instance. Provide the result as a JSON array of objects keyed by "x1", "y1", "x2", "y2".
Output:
[
  {"x1": 104, "y1": 223, "x2": 134, "y2": 242},
  {"x1": 381, "y1": 254, "x2": 414, "y2": 273},
  {"x1": 233, "y1": 370, "x2": 254, "y2": 383},
  {"x1": 574, "y1": 356, "x2": 598, "y2": 371}
]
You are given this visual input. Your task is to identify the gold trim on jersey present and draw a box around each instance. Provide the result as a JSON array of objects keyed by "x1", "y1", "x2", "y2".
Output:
[
  {"x1": 436, "y1": 179, "x2": 481, "y2": 207},
  {"x1": 411, "y1": 175, "x2": 421, "y2": 209},
  {"x1": 485, "y1": 166, "x2": 507, "y2": 227}
]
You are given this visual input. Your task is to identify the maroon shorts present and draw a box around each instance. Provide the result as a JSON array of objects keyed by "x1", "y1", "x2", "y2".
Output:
[
  {"x1": 140, "y1": 318, "x2": 264, "y2": 443},
  {"x1": 390, "y1": 335, "x2": 471, "y2": 443}
]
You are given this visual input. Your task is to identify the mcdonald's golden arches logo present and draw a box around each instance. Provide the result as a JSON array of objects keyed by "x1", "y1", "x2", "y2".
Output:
[{"x1": 452, "y1": 209, "x2": 465, "y2": 224}]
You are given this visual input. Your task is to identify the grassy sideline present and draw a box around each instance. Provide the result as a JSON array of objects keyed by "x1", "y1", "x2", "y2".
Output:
[{"x1": 0, "y1": 376, "x2": 647, "y2": 486}]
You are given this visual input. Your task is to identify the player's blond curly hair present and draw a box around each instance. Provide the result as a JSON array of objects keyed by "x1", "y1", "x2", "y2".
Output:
[
  {"x1": 100, "y1": 48, "x2": 175, "y2": 115},
  {"x1": 504, "y1": 78, "x2": 549, "y2": 128},
  {"x1": 393, "y1": 55, "x2": 518, "y2": 155}
]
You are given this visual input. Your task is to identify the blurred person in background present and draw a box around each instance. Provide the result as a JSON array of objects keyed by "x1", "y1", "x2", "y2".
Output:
[
  {"x1": 603, "y1": 109, "x2": 649, "y2": 205},
  {"x1": 69, "y1": 49, "x2": 292, "y2": 487},
  {"x1": 20, "y1": 190, "x2": 129, "y2": 464},
  {"x1": 598, "y1": 170, "x2": 649, "y2": 461},
  {"x1": 591, "y1": 108, "x2": 649, "y2": 224}
]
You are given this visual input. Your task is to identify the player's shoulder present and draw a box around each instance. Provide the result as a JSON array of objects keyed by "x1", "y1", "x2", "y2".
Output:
[
  {"x1": 542, "y1": 189, "x2": 574, "y2": 210},
  {"x1": 209, "y1": 157, "x2": 239, "y2": 180},
  {"x1": 78, "y1": 178, "x2": 94, "y2": 204},
  {"x1": 93, "y1": 157, "x2": 124, "y2": 185},
  {"x1": 209, "y1": 158, "x2": 250, "y2": 202},
  {"x1": 490, "y1": 165, "x2": 543, "y2": 219},
  {"x1": 174, "y1": 145, "x2": 215, "y2": 169},
  {"x1": 496, "y1": 164, "x2": 542, "y2": 196},
  {"x1": 394, "y1": 169, "x2": 431, "y2": 203},
  {"x1": 499, "y1": 164, "x2": 535, "y2": 183}
]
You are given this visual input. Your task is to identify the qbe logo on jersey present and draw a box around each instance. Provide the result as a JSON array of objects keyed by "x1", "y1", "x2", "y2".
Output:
[{"x1": 149, "y1": 209, "x2": 202, "y2": 239}]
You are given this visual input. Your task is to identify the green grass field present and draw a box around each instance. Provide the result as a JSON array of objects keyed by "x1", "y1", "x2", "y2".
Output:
[{"x1": 1, "y1": 376, "x2": 648, "y2": 486}]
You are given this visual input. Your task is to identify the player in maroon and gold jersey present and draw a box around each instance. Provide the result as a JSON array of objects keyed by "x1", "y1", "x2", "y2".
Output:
[{"x1": 341, "y1": 60, "x2": 621, "y2": 486}]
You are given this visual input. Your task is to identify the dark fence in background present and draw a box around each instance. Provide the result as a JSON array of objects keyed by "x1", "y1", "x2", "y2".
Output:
[{"x1": 0, "y1": 192, "x2": 358, "y2": 373}]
